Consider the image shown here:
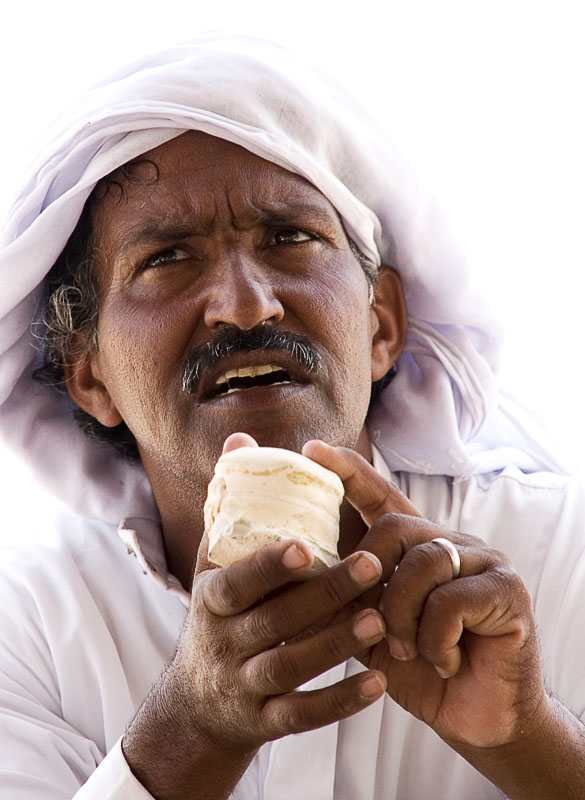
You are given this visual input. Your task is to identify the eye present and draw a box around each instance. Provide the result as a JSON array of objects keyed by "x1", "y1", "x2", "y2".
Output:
[
  {"x1": 271, "y1": 228, "x2": 314, "y2": 245},
  {"x1": 143, "y1": 246, "x2": 191, "y2": 269}
]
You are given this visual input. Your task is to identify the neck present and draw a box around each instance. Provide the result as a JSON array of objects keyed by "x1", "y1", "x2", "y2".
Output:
[{"x1": 151, "y1": 475, "x2": 208, "y2": 591}]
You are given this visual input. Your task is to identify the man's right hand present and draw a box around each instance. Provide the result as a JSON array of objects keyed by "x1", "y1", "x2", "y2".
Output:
[{"x1": 122, "y1": 538, "x2": 387, "y2": 800}]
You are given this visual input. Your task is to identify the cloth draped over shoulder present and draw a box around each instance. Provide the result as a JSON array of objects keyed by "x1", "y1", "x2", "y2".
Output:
[{"x1": 0, "y1": 33, "x2": 564, "y2": 526}]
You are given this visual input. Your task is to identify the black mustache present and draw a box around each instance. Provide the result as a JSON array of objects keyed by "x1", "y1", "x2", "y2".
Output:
[{"x1": 181, "y1": 325, "x2": 322, "y2": 394}]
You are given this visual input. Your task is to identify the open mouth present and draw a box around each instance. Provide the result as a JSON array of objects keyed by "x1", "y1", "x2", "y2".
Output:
[{"x1": 209, "y1": 364, "x2": 294, "y2": 399}]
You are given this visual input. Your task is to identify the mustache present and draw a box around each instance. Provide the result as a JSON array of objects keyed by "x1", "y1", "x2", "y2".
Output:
[{"x1": 181, "y1": 325, "x2": 322, "y2": 394}]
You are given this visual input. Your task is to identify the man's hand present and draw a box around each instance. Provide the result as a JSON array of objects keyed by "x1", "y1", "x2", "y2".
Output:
[
  {"x1": 303, "y1": 440, "x2": 585, "y2": 800},
  {"x1": 123, "y1": 435, "x2": 389, "y2": 800},
  {"x1": 181, "y1": 538, "x2": 387, "y2": 752},
  {"x1": 303, "y1": 440, "x2": 545, "y2": 745}
]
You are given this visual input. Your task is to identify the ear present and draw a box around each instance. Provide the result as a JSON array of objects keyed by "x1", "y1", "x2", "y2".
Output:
[
  {"x1": 369, "y1": 266, "x2": 407, "y2": 382},
  {"x1": 64, "y1": 352, "x2": 123, "y2": 428}
]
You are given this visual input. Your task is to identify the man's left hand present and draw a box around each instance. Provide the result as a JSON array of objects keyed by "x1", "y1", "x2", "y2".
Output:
[{"x1": 302, "y1": 440, "x2": 548, "y2": 753}]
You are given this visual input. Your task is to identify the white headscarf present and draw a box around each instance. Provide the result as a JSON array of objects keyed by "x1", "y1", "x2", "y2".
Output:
[{"x1": 0, "y1": 33, "x2": 565, "y2": 525}]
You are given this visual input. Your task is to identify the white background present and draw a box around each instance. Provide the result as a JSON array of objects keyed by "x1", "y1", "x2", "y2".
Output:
[{"x1": 1, "y1": 0, "x2": 584, "y2": 526}]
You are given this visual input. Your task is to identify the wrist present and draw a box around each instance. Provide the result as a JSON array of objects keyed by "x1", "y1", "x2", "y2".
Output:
[
  {"x1": 451, "y1": 694, "x2": 585, "y2": 800},
  {"x1": 122, "y1": 664, "x2": 257, "y2": 800}
]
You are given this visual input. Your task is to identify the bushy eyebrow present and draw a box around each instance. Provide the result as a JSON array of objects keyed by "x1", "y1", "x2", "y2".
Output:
[{"x1": 114, "y1": 199, "x2": 342, "y2": 255}]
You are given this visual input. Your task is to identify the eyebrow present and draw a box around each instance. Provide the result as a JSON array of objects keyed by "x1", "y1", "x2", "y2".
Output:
[{"x1": 115, "y1": 199, "x2": 340, "y2": 255}]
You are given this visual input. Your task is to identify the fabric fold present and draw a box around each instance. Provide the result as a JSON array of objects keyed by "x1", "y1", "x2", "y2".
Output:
[{"x1": 0, "y1": 33, "x2": 568, "y2": 525}]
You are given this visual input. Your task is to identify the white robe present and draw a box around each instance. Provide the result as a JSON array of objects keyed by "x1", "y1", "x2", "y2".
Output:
[
  {"x1": 0, "y1": 32, "x2": 577, "y2": 800},
  {"x1": 2, "y1": 459, "x2": 583, "y2": 799}
]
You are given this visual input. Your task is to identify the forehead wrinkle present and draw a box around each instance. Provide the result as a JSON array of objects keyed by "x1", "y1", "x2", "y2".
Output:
[
  {"x1": 99, "y1": 194, "x2": 216, "y2": 257},
  {"x1": 232, "y1": 197, "x2": 341, "y2": 231},
  {"x1": 108, "y1": 199, "x2": 344, "y2": 259},
  {"x1": 95, "y1": 154, "x2": 346, "y2": 258},
  {"x1": 228, "y1": 170, "x2": 344, "y2": 233}
]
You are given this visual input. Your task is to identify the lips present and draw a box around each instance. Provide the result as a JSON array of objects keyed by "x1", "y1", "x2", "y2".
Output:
[
  {"x1": 193, "y1": 347, "x2": 316, "y2": 403},
  {"x1": 181, "y1": 325, "x2": 322, "y2": 402}
]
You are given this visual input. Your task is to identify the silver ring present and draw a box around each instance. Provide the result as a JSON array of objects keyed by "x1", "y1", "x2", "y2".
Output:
[{"x1": 431, "y1": 537, "x2": 461, "y2": 580}]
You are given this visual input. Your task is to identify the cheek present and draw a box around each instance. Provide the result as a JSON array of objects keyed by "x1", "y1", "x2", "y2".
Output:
[
  {"x1": 95, "y1": 296, "x2": 192, "y2": 417},
  {"x1": 307, "y1": 272, "x2": 373, "y2": 369}
]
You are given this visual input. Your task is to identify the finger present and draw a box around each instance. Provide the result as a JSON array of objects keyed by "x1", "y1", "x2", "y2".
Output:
[
  {"x1": 302, "y1": 440, "x2": 421, "y2": 524},
  {"x1": 239, "y1": 551, "x2": 383, "y2": 653},
  {"x1": 358, "y1": 513, "x2": 444, "y2": 582},
  {"x1": 243, "y1": 609, "x2": 386, "y2": 694},
  {"x1": 380, "y1": 539, "x2": 506, "y2": 662},
  {"x1": 416, "y1": 567, "x2": 531, "y2": 678},
  {"x1": 260, "y1": 669, "x2": 387, "y2": 738},
  {"x1": 354, "y1": 515, "x2": 450, "y2": 614},
  {"x1": 222, "y1": 432, "x2": 259, "y2": 453},
  {"x1": 357, "y1": 514, "x2": 488, "y2": 603},
  {"x1": 199, "y1": 539, "x2": 315, "y2": 616}
]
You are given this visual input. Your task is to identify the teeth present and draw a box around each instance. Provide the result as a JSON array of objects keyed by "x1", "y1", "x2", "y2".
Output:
[
  {"x1": 225, "y1": 380, "x2": 289, "y2": 395},
  {"x1": 216, "y1": 364, "x2": 281, "y2": 385}
]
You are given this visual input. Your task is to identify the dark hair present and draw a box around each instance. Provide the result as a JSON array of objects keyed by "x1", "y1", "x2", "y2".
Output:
[
  {"x1": 32, "y1": 161, "x2": 161, "y2": 461},
  {"x1": 33, "y1": 163, "x2": 394, "y2": 461}
]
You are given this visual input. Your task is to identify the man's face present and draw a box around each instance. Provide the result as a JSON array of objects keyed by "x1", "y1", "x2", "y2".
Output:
[{"x1": 74, "y1": 131, "x2": 401, "y2": 486}]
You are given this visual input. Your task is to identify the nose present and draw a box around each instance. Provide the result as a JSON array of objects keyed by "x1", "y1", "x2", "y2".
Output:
[{"x1": 203, "y1": 252, "x2": 285, "y2": 330}]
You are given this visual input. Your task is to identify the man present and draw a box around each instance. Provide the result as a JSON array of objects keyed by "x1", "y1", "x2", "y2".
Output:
[{"x1": 1, "y1": 34, "x2": 585, "y2": 799}]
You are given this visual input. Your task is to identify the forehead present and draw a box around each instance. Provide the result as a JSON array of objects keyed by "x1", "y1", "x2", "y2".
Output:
[{"x1": 92, "y1": 131, "x2": 342, "y2": 236}]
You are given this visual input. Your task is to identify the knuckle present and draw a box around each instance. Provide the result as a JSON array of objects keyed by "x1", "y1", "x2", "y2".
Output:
[
  {"x1": 246, "y1": 599, "x2": 297, "y2": 646},
  {"x1": 261, "y1": 697, "x2": 299, "y2": 737},
  {"x1": 244, "y1": 653, "x2": 279, "y2": 693},
  {"x1": 246, "y1": 608, "x2": 281, "y2": 645},
  {"x1": 203, "y1": 568, "x2": 241, "y2": 615},
  {"x1": 388, "y1": 549, "x2": 432, "y2": 597},
  {"x1": 488, "y1": 566, "x2": 533, "y2": 624},
  {"x1": 485, "y1": 564, "x2": 524, "y2": 603},
  {"x1": 369, "y1": 512, "x2": 405, "y2": 535},
  {"x1": 324, "y1": 626, "x2": 353, "y2": 663},
  {"x1": 320, "y1": 689, "x2": 352, "y2": 721},
  {"x1": 421, "y1": 583, "x2": 453, "y2": 620},
  {"x1": 483, "y1": 543, "x2": 514, "y2": 571},
  {"x1": 465, "y1": 532, "x2": 489, "y2": 548},
  {"x1": 260, "y1": 647, "x2": 303, "y2": 693},
  {"x1": 497, "y1": 564, "x2": 524, "y2": 590},
  {"x1": 253, "y1": 548, "x2": 283, "y2": 587},
  {"x1": 408, "y1": 542, "x2": 440, "y2": 572},
  {"x1": 318, "y1": 570, "x2": 352, "y2": 607}
]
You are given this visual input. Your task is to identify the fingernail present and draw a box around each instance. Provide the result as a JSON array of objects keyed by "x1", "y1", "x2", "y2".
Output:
[
  {"x1": 435, "y1": 665, "x2": 450, "y2": 679},
  {"x1": 282, "y1": 543, "x2": 310, "y2": 569},
  {"x1": 387, "y1": 636, "x2": 415, "y2": 661},
  {"x1": 354, "y1": 612, "x2": 385, "y2": 642},
  {"x1": 350, "y1": 552, "x2": 382, "y2": 583},
  {"x1": 360, "y1": 674, "x2": 385, "y2": 699}
]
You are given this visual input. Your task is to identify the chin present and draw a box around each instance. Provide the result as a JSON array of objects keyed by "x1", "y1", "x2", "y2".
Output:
[{"x1": 236, "y1": 427, "x2": 308, "y2": 453}]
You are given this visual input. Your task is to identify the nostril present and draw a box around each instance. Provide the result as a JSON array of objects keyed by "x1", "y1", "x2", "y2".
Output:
[{"x1": 203, "y1": 287, "x2": 284, "y2": 331}]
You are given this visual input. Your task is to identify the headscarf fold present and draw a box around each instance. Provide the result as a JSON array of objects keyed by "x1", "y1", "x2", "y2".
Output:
[{"x1": 0, "y1": 33, "x2": 565, "y2": 525}]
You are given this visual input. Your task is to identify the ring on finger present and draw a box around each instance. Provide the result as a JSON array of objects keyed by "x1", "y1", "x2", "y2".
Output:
[{"x1": 431, "y1": 537, "x2": 461, "y2": 580}]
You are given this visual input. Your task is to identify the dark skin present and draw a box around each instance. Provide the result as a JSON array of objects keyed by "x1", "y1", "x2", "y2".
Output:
[{"x1": 66, "y1": 132, "x2": 585, "y2": 799}]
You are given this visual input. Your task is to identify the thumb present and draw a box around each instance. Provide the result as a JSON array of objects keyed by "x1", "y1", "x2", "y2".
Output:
[{"x1": 222, "y1": 432, "x2": 259, "y2": 453}]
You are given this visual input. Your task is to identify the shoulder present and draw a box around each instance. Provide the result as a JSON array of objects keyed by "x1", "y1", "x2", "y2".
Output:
[
  {"x1": 0, "y1": 506, "x2": 127, "y2": 662},
  {"x1": 0, "y1": 505, "x2": 123, "y2": 591}
]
